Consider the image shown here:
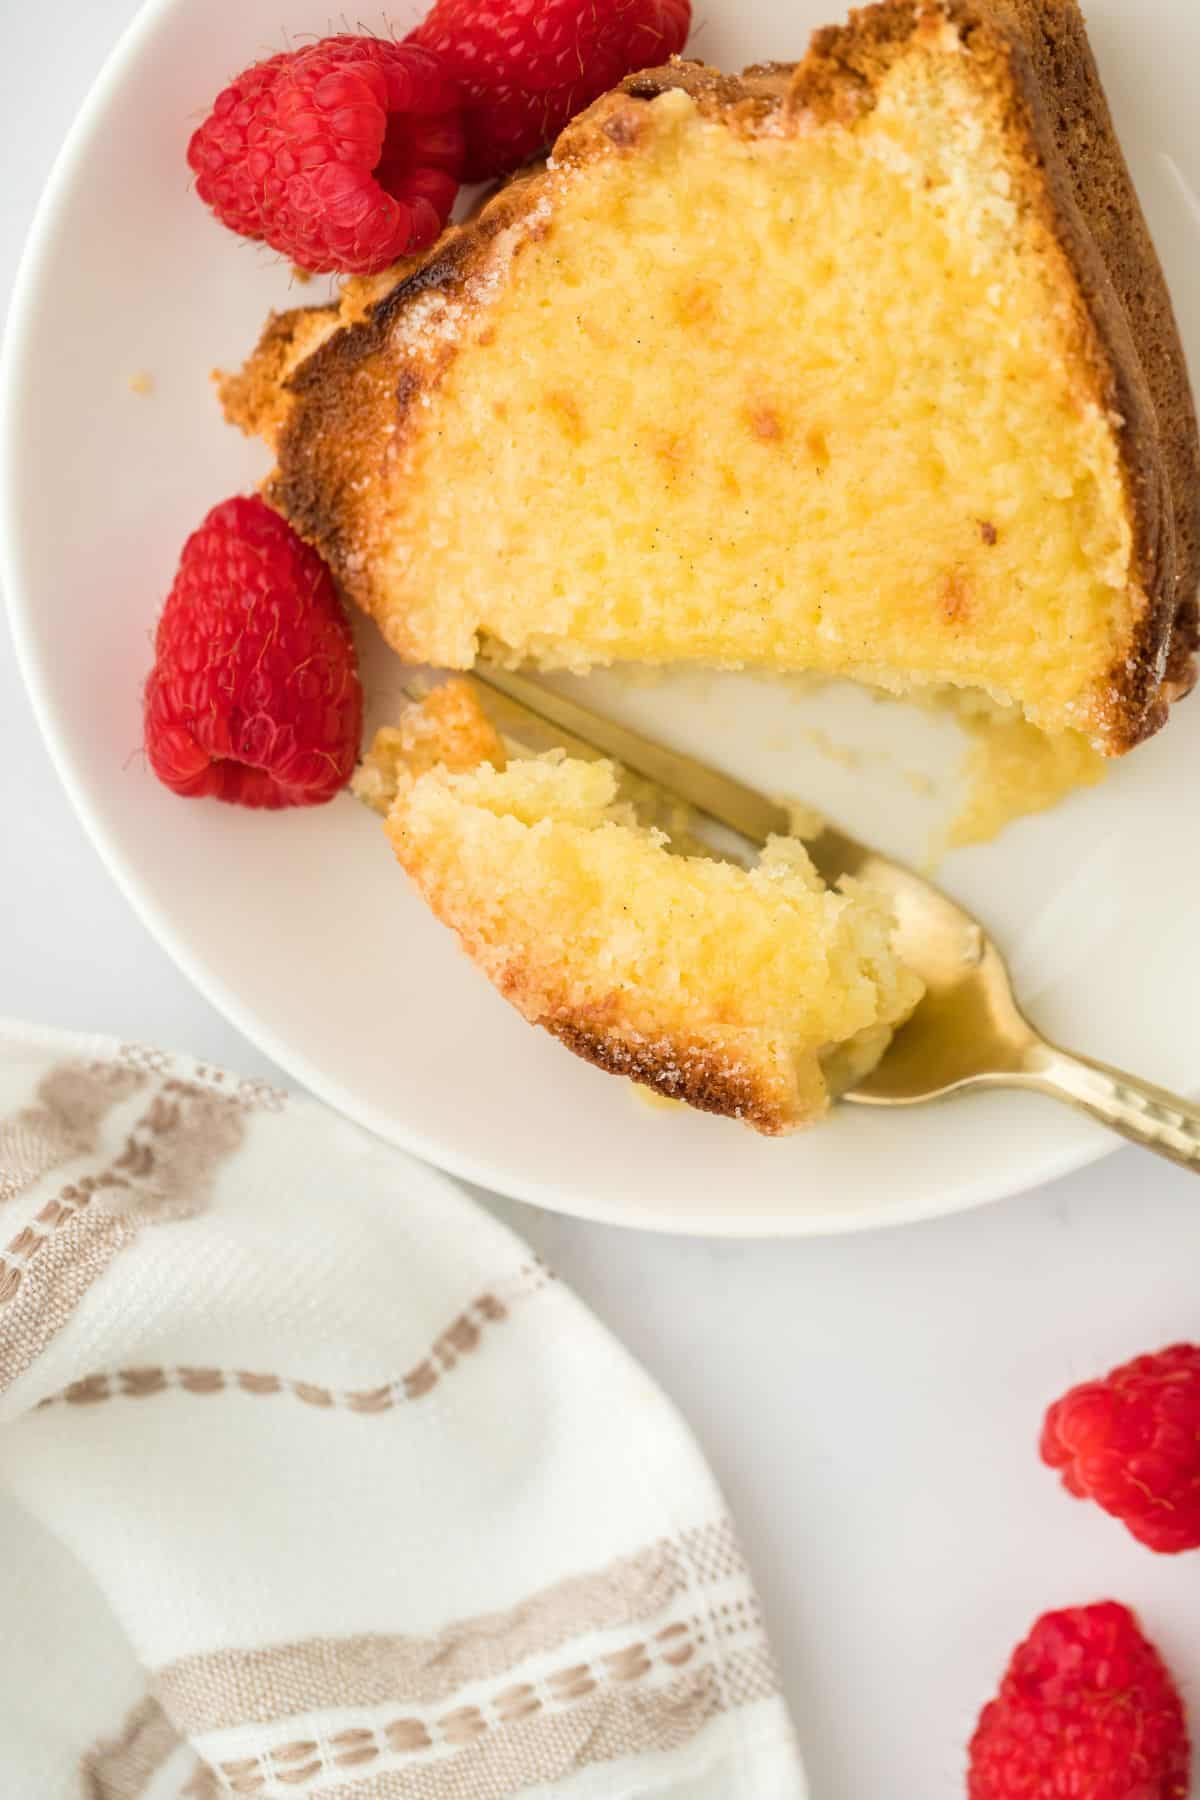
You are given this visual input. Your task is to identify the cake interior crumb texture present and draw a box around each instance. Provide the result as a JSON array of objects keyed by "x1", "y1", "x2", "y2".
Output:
[
  {"x1": 391, "y1": 72, "x2": 1133, "y2": 718},
  {"x1": 357, "y1": 686, "x2": 924, "y2": 1133},
  {"x1": 232, "y1": 0, "x2": 1199, "y2": 758}
]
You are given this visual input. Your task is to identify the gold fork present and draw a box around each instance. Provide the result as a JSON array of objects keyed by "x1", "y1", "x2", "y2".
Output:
[{"x1": 469, "y1": 664, "x2": 1200, "y2": 1172}]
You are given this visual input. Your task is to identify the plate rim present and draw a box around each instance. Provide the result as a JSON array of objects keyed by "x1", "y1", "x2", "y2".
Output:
[{"x1": 0, "y1": 0, "x2": 1125, "y2": 1236}]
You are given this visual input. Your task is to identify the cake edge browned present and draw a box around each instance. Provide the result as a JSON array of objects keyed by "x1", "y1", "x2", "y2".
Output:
[
  {"x1": 545, "y1": 1015, "x2": 801, "y2": 1134},
  {"x1": 994, "y1": 0, "x2": 1200, "y2": 706}
]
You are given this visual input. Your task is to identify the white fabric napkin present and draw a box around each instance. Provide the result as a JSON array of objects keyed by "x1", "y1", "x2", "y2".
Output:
[{"x1": 0, "y1": 1021, "x2": 805, "y2": 1800}]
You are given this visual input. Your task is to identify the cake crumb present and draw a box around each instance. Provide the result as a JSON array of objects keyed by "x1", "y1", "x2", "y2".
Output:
[
  {"x1": 784, "y1": 799, "x2": 827, "y2": 840},
  {"x1": 797, "y1": 724, "x2": 862, "y2": 771},
  {"x1": 127, "y1": 370, "x2": 154, "y2": 396},
  {"x1": 946, "y1": 709, "x2": 1107, "y2": 849}
]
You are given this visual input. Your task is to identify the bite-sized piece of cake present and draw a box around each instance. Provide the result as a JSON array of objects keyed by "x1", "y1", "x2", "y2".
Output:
[
  {"x1": 353, "y1": 675, "x2": 507, "y2": 812},
  {"x1": 355, "y1": 684, "x2": 923, "y2": 1132},
  {"x1": 227, "y1": 0, "x2": 1199, "y2": 755}
]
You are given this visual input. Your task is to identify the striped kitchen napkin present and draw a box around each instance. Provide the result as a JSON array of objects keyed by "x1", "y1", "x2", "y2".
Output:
[{"x1": 0, "y1": 1021, "x2": 805, "y2": 1800}]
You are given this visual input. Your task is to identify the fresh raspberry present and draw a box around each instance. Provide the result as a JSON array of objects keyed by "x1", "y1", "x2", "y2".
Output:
[
  {"x1": 1041, "y1": 1343, "x2": 1200, "y2": 1553},
  {"x1": 409, "y1": 0, "x2": 691, "y2": 181},
  {"x1": 144, "y1": 496, "x2": 362, "y2": 809},
  {"x1": 187, "y1": 37, "x2": 464, "y2": 274},
  {"x1": 967, "y1": 1602, "x2": 1190, "y2": 1800}
]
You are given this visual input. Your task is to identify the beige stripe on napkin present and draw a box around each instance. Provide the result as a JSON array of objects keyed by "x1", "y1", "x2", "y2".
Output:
[
  {"x1": 0, "y1": 1079, "x2": 244, "y2": 1388},
  {"x1": 0, "y1": 1061, "x2": 145, "y2": 1209},
  {"x1": 220, "y1": 1668, "x2": 728, "y2": 1798},
  {"x1": 157, "y1": 1520, "x2": 747, "y2": 1731},
  {"x1": 213, "y1": 1631, "x2": 778, "y2": 1793},
  {"x1": 38, "y1": 1264, "x2": 551, "y2": 1418},
  {"x1": 79, "y1": 1694, "x2": 178, "y2": 1799}
]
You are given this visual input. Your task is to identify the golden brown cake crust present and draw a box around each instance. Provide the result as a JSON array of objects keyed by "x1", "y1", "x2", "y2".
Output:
[
  {"x1": 390, "y1": 820, "x2": 823, "y2": 1135},
  {"x1": 232, "y1": 0, "x2": 1197, "y2": 752},
  {"x1": 258, "y1": 162, "x2": 551, "y2": 576},
  {"x1": 981, "y1": 0, "x2": 1200, "y2": 711},
  {"x1": 396, "y1": 830, "x2": 801, "y2": 1132},
  {"x1": 546, "y1": 1018, "x2": 792, "y2": 1133},
  {"x1": 988, "y1": 0, "x2": 1200, "y2": 697},
  {"x1": 217, "y1": 303, "x2": 337, "y2": 442}
]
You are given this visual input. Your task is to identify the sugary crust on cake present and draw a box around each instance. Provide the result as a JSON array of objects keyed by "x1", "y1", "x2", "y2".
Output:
[
  {"x1": 418, "y1": 904, "x2": 804, "y2": 1129},
  {"x1": 226, "y1": 0, "x2": 1196, "y2": 753},
  {"x1": 537, "y1": 1018, "x2": 798, "y2": 1132},
  {"x1": 385, "y1": 838, "x2": 824, "y2": 1132}
]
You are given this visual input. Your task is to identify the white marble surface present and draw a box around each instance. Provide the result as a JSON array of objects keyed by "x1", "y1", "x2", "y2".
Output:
[{"x1": 3, "y1": 4, "x2": 1200, "y2": 1796}]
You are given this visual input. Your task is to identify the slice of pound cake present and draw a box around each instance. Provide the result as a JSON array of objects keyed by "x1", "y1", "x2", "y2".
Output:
[
  {"x1": 356, "y1": 683, "x2": 923, "y2": 1132},
  {"x1": 228, "y1": 0, "x2": 1198, "y2": 755}
]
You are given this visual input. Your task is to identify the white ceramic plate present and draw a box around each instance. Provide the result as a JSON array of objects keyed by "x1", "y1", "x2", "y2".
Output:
[{"x1": 5, "y1": 0, "x2": 1200, "y2": 1234}]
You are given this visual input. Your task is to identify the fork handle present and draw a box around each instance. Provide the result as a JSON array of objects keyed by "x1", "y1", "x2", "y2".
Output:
[{"x1": 1016, "y1": 1039, "x2": 1200, "y2": 1173}]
